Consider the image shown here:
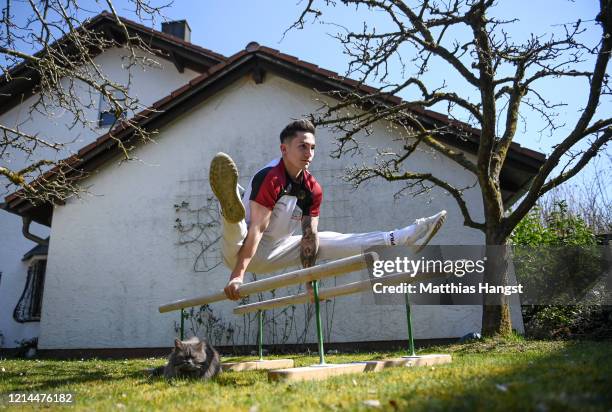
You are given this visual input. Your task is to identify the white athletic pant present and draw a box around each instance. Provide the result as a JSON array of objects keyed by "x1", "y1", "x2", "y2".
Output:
[{"x1": 221, "y1": 216, "x2": 392, "y2": 274}]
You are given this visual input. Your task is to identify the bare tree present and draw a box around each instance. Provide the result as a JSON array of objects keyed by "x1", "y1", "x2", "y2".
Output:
[
  {"x1": 291, "y1": 0, "x2": 611, "y2": 335},
  {"x1": 0, "y1": 0, "x2": 170, "y2": 204}
]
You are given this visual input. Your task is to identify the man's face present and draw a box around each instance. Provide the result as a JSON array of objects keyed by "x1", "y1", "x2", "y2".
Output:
[{"x1": 281, "y1": 131, "x2": 316, "y2": 171}]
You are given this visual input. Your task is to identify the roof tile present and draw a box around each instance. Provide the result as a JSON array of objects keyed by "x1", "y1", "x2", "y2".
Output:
[
  {"x1": 189, "y1": 73, "x2": 208, "y2": 87},
  {"x1": 152, "y1": 94, "x2": 174, "y2": 108},
  {"x1": 316, "y1": 68, "x2": 340, "y2": 78},
  {"x1": 78, "y1": 141, "x2": 98, "y2": 156},
  {"x1": 259, "y1": 46, "x2": 280, "y2": 55},
  {"x1": 171, "y1": 83, "x2": 191, "y2": 98},
  {"x1": 296, "y1": 61, "x2": 319, "y2": 71},
  {"x1": 274, "y1": 53, "x2": 300, "y2": 63}
]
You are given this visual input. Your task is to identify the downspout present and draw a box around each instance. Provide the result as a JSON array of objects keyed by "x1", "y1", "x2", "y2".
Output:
[{"x1": 21, "y1": 216, "x2": 49, "y2": 246}]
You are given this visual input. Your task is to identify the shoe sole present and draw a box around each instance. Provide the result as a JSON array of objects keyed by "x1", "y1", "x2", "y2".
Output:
[
  {"x1": 413, "y1": 212, "x2": 447, "y2": 254},
  {"x1": 209, "y1": 153, "x2": 245, "y2": 223}
]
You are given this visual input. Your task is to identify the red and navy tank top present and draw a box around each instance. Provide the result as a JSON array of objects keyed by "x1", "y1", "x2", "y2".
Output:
[{"x1": 243, "y1": 158, "x2": 323, "y2": 238}]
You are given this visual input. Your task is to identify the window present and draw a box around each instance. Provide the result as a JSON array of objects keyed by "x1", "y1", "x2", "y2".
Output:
[
  {"x1": 14, "y1": 259, "x2": 47, "y2": 323},
  {"x1": 98, "y1": 89, "x2": 126, "y2": 127}
]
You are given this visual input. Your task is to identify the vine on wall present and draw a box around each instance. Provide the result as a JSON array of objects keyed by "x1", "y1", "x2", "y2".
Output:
[
  {"x1": 173, "y1": 196, "x2": 336, "y2": 347},
  {"x1": 173, "y1": 197, "x2": 223, "y2": 273}
]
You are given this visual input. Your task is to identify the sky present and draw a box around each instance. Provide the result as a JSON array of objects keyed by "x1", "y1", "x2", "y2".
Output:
[{"x1": 8, "y1": 0, "x2": 611, "y2": 202}]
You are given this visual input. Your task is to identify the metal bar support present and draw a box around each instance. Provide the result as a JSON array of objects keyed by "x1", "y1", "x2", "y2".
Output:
[
  {"x1": 404, "y1": 292, "x2": 416, "y2": 356},
  {"x1": 312, "y1": 280, "x2": 326, "y2": 365},
  {"x1": 180, "y1": 309, "x2": 185, "y2": 340},
  {"x1": 258, "y1": 310, "x2": 264, "y2": 361}
]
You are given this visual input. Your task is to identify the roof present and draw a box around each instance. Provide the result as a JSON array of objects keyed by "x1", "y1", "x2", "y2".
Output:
[
  {"x1": 3, "y1": 39, "x2": 546, "y2": 226},
  {"x1": 0, "y1": 11, "x2": 226, "y2": 115}
]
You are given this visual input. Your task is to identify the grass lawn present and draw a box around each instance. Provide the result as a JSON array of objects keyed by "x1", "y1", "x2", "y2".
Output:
[{"x1": 1, "y1": 338, "x2": 611, "y2": 411}]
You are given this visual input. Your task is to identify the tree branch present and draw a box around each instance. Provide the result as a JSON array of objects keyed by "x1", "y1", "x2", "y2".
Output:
[
  {"x1": 350, "y1": 166, "x2": 484, "y2": 230},
  {"x1": 505, "y1": 11, "x2": 612, "y2": 231},
  {"x1": 387, "y1": 0, "x2": 481, "y2": 86}
]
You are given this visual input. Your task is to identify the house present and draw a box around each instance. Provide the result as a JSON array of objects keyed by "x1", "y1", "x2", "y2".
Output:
[
  {"x1": 0, "y1": 13, "x2": 545, "y2": 354},
  {"x1": 0, "y1": 13, "x2": 224, "y2": 351}
]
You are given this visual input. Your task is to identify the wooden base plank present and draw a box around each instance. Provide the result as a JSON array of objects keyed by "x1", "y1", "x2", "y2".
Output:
[
  {"x1": 401, "y1": 353, "x2": 452, "y2": 366},
  {"x1": 363, "y1": 354, "x2": 452, "y2": 371},
  {"x1": 268, "y1": 363, "x2": 368, "y2": 382},
  {"x1": 268, "y1": 354, "x2": 452, "y2": 382},
  {"x1": 268, "y1": 354, "x2": 452, "y2": 381},
  {"x1": 222, "y1": 359, "x2": 294, "y2": 372}
]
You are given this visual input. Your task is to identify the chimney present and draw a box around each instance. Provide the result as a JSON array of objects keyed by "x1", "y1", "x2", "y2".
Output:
[{"x1": 161, "y1": 20, "x2": 191, "y2": 42}]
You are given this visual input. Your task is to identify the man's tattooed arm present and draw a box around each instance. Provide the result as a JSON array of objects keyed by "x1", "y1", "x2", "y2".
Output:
[{"x1": 300, "y1": 215, "x2": 319, "y2": 268}]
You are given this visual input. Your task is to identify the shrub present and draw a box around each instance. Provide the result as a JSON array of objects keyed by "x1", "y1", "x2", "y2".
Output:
[{"x1": 511, "y1": 201, "x2": 610, "y2": 339}]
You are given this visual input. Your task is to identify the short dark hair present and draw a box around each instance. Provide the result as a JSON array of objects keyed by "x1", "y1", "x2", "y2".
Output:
[{"x1": 279, "y1": 119, "x2": 315, "y2": 143}]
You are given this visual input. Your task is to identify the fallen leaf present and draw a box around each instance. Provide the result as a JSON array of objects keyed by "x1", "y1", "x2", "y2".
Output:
[{"x1": 496, "y1": 383, "x2": 508, "y2": 392}]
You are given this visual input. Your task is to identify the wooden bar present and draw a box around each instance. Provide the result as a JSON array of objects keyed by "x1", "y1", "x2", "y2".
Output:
[
  {"x1": 233, "y1": 271, "x2": 443, "y2": 315},
  {"x1": 159, "y1": 252, "x2": 377, "y2": 313}
]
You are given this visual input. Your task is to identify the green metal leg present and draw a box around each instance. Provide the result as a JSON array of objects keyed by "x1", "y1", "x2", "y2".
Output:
[
  {"x1": 312, "y1": 280, "x2": 326, "y2": 365},
  {"x1": 258, "y1": 310, "x2": 264, "y2": 361},
  {"x1": 180, "y1": 309, "x2": 185, "y2": 340},
  {"x1": 404, "y1": 293, "x2": 416, "y2": 356}
]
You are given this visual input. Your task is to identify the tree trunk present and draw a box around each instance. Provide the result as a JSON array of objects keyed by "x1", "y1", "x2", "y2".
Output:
[{"x1": 481, "y1": 229, "x2": 513, "y2": 336}]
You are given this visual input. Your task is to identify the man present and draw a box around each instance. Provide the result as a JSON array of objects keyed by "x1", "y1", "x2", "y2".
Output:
[{"x1": 209, "y1": 119, "x2": 446, "y2": 300}]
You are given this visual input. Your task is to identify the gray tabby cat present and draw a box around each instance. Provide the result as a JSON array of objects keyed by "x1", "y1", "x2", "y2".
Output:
[{"x1": 152, "y1": 337, "x2": 221, "y2": 379}]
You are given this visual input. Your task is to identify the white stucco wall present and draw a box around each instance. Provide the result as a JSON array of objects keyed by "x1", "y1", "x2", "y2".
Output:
[
  {"x1": 0, "y1": 47, "x2": 201, "y2": 348},
  {"x1": 37, "y1": 73, "x2": 523, "y2": 350}
]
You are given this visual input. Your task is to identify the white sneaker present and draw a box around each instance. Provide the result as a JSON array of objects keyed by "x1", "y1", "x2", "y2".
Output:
[
  {"x1": 411, "y1": 210, "x2": 447, "y2": 253},
  {"x1": 389, "y1": 210, "x2": 447, "y2": 251},
  {"x1": 209, "y1": 153, "x2": 245, "y2": 223}
]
